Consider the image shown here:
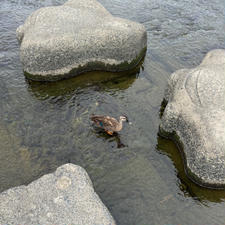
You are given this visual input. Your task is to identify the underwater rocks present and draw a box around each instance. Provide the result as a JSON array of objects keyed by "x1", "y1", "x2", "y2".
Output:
[
  {"x1": 160, "y1": 49, "x2": 225, "y2": 188},
  {"x1": 16, "y1": 0, "x2": 147, "y2": 81},
  {"x1": 0, "y1": 164, "x2": 116, "y2": 225}
]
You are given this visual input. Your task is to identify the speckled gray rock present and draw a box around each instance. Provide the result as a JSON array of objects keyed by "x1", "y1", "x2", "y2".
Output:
[
  {"x1": 160, "y1": 49, "x2": 225, "y2": 188},
  {"x1": 16, "y1": 0, "x2": 147, "y2": 81},
  {"x1": 0, "y1": 164, "x2": 116, "y2": 225}
]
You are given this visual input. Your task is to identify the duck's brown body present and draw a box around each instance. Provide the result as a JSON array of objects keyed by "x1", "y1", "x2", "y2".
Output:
[{"x1": 91, "y1": 114, "x2": 127, "y2": 135}]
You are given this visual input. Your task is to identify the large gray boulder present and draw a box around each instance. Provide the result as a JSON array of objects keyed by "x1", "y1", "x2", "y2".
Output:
[
  {"x1": 16, "y1": 0, "x2": 147, "y2": 81},
  {"x1": 160, "y1": 49, "x2": 225, "y2": 188},
  {"x1": 0, "y1": 164, "x2": 116, "y2": 225}
]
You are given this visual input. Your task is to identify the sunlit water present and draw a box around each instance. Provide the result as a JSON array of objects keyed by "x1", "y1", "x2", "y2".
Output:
[{"x1": 0, "y1": 0, "x2": 225, "y2": 224}]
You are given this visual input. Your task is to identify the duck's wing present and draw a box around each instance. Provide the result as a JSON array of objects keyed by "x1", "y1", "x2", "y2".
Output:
[{"x1": 91, "y1": 115, "x2": 118, "y2": 130}]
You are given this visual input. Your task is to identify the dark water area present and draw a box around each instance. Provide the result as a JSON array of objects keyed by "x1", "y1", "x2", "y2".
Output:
[{"x1": 0, "y1": 0, "x2": 225, "y2": 224}]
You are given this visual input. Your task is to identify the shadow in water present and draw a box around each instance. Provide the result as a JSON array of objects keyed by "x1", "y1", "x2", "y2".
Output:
[
  {"x1": 26, "y1": 60, "x2": 144, "y2": 101},
  {"x1": 92, "y1": 128, "x2": 127, "y2": 149},
  {"x1": 156, "y1": 134, "x2": 225, "y2": 203}
]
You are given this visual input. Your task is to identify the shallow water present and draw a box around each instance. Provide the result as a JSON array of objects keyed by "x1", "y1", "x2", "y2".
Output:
[{"x1": 0, "y1": 0, "x2": 225, "y2": 224}]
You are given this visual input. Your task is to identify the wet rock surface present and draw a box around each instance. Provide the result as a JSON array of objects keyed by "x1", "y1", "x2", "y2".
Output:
[
  {"x1": 0, "y1": 164, "x2": 116, "y2": 225},
  {"x1": 16, "y1": 0, "x2": 147, "y2": 81},
  {"x1": 160, "y1": 49, "x2": 225, "y2": 188}
]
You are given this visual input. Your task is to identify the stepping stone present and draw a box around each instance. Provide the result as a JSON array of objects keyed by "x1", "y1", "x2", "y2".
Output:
[
  {"x1": 160, "y1": 49, "x2": 225, "y2": 188},
  {"x1": 0, "y1": 164, "x2": 116, "y2": 225},
  {"x1": 16, "y1": 0, "x2": 147, "y2": 81}
]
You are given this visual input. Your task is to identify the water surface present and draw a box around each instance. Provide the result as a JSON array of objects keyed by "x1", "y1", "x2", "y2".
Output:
[{"x1": 0, "y1": 0, "x2": 225, "y2": 224}]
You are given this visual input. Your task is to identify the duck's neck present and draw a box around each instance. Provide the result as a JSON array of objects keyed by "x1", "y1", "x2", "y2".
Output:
[
  {"x1": 117, "y1": 119, "x2": 124, "y2": 130},
  {"x1": 119, "y1": 118, "x2": 124, "y2": 124}
]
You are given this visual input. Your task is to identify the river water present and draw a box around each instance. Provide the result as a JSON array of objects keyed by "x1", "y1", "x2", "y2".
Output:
[{"x1": 0, "y1": 0, "x2": 225, "y2": 224}]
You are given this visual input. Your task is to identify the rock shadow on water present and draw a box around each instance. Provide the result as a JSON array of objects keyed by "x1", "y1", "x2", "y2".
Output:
[
  {"x1": 156, "y1": 134, "x2": 225, "y2": 204},
  {"x1": 26, "y1": 60, "x2": 143, "y2": 102}
]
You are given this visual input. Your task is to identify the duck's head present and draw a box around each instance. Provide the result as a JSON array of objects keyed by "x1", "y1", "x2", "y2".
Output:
[{"x1": 120, "y1": 115, "x2": 128, "y2": 122}]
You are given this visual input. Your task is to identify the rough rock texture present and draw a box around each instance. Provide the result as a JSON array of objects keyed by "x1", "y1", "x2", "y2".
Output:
[
  {"x1": 160, "y1": 49, "x2": 225, "y2": 188},
  {"x1": 16, "y1": 0, "x2": 147, "y2": 81},
  {"x1": 0, "y1": 164, "x2": 116, "y2": 225}
]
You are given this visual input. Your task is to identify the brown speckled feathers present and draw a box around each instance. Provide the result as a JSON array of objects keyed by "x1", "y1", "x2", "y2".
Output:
[{"x1": 91, "y1": 115, "x2": 119, "y2": 131}]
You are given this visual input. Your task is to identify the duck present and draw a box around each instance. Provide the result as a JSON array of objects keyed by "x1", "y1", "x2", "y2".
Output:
[{"x1": 90, "y1": 114, "x2": 128, "y2": 135}]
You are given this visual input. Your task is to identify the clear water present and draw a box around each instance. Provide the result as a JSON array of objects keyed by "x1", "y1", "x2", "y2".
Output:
[{"x1": 0, "y1": 0, "x2": 225, "y2": 224}]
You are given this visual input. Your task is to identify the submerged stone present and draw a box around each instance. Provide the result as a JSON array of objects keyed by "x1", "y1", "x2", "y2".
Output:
[
  {"x1": 16, "y1": 0, "x2": 147, "y2": 81},
  {"x1": 160, "y1": 49, "x2": 225, "y2": 188},
  {"x1": 0, "y1": 164, "x2": 116, "y2": 225}
]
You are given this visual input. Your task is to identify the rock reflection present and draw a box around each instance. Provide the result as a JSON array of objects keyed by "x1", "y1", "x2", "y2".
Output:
[
  {"x1": 26, "y1": 61, "x2": 143, "y2": 101},
  {"x1": 156, "y1": 134, "x2": 225, "y2": 203}
]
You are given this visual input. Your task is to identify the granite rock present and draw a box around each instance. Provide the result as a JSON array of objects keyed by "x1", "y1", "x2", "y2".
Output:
[
  {"x1": 0, "y1": 163, "x2": 116, "y2": 225},
  {"x1": 16, "y1": 0, "x2": 147, "y2": 81},
  {"x1": 160, "y1": 49, "x2": 225, "y2": 188}
]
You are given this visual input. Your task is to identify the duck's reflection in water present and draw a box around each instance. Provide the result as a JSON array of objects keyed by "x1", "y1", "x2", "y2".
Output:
[{"x1": 93, "y1": 128, "x2": 127, "y2": 149}]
